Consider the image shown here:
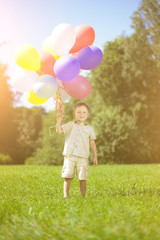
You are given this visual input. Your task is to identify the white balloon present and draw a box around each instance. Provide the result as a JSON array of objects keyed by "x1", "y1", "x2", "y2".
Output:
[
  {"x1": 59, "y1": 87, "x2": 71, "y2": 102},
  {"x1": 33, "y1": 75, "x2": 58, "y2": 99},
  {"x1": 51, "y1": 23, "x2": 76, "y2": 56},
  {"x1": 12, "y1": 71, "x2": 39, "y2": 93},
  {"x1": 56, "y1": 80, "x2": 70, "y2": 101}
]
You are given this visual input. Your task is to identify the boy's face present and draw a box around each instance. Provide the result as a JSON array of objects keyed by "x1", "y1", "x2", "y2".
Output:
[{"x1": 74, "y1": 106, "x2": 90, "y2": 124}]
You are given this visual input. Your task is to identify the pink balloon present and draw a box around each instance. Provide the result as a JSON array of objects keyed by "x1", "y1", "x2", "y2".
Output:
[{"x1": 62, "y1": 75, "x2": 91, "y2": 99}]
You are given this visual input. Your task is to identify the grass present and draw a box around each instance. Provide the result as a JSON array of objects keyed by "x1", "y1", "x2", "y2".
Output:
[{"x1": 0, "y1": 164, "x2": 160, "y2": 240}]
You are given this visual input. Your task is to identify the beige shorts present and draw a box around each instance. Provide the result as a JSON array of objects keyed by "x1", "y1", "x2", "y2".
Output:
[{"x1": 62, "y1": 155, "x2": 89, "y2": 180}]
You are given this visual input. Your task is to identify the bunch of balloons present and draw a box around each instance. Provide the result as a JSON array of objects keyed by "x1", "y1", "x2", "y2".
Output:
[{"x1": 13, "y1": 23, "x2": 103, "y2": 105}]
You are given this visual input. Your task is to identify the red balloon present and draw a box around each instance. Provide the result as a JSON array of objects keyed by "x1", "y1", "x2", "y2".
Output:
[
  {"x1": 37, "y1": 51, "x2": 56, "y2": 77},
  {"x1": 69, "y1": 24, "x2": 95, "y2": 54},
  {"x1": 62, "y1": 75, "x2": 91, "y2": 99}
]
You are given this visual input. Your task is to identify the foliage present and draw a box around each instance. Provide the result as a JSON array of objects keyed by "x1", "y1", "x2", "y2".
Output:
[
  {"x1": 1, "y1": 0, "x2": 160, "y2": 165},
  {"x1": 0, "y1": 63, "x2": 14, "y2": 155},
  {"x1": 92, "y1": 103, "x2": 137, "y2": 163},
  {"x1": 0, "y1": 165, "x2": 160, "y2": 240},
  {"x1": 7, "y1": 106, "x2": 45, "y2": 164},
  {"x1": 32, "y1": 111, "x2": 64, "y2": 165},
  {"x1": 83, "y1": 0, "x2": 160, "y2": 163},
  {"x1": 24, "y1": 157, "x2": 36, "y2": 165},
  {"x1": 131, "y1": 0, "x2": 160, "y2": 61},
  {"x1": 13, "y1": 107, "x2": 45, "y2": 150},
  {"x1": 0, "y1": 153, "x2": 12, "y2": 165}
]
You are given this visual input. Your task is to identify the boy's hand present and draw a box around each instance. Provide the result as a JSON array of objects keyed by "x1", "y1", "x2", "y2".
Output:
[{"x1": 93, "y1": 157, "x2": 98, "y2": 167}]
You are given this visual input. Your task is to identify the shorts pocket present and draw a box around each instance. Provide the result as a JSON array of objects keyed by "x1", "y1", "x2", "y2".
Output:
[
  {"x1": 62, "y1": 165, "x2": 75, "y2": 178},
  {"x1": 61, "y1": 166, "x2": 66, "y2": 176}
]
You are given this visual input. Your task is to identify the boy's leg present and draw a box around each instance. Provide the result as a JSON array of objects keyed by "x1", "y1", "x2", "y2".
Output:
[
  {"x1": 64, "y1": 178, "x2": 72, "y2": 198},
  {"x1": 62, "y1": 155, "x2": 76, "y2": 198},
  {"x1": 76, "y1": 157, "x2": 89, "y2": 197},
  {"x1": 79, "y1": 180, "x2": 86, "y2": 197}
]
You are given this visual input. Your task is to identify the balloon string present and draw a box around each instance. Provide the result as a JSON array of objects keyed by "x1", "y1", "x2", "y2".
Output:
[
  {"x1": 54, "y1": 79, "x2": 63, "y2": 124},
  {"x1": 49, "y1": 87, "x2": 63, "y2": 136},
  {"x1": 49, "y1": 79, "x2": 64, "y2": 136}
]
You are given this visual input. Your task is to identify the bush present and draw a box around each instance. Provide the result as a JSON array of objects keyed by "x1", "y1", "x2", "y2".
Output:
[
  {"x1": 32, "y1": 111, "x2": 64, "y2": 166},
  {"x1": 0, "y1": 153, "x2": 12, "y2": 165},
  {"x1": 25, "y1": 157, "x2": 36, "y2": 165}
]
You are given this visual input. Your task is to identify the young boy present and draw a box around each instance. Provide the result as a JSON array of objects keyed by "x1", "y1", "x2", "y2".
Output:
[{"x1": 56, "y1": 102, "x2": 98, "y2": 198}]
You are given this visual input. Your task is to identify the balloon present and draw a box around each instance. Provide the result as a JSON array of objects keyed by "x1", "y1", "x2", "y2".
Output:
[
  {"x1": 42, "y1": 36, "x2": 59, "y2": 60},
  {"x1": 37, "y1": 51, "x2": 56, "y2": 77},
  {"x1": 75, "y1": 46, "x2": 103, "y2": 70},
  {"x1": 14, "y1": 44, "x2": 41, "y2": 71},
  {"x1": 59, "y1": 87, "x2": 71, "y2": 102},
  {"x1": 51, "y1": 23, "x2": 76, "y2": 56},
  {"x1": 56, "y1": 80, "x2": 71, "y2": 101},
  {"x1": 33, "y1": 75, "x2": 58, "y2": 99},
  {"x1": 62, "y1": 75, "x2": 91, "y2": 99},
  {"x1": 27, "y1": 90, "x2": 48, "y2": 105},
  {"x1": 12, "y1": 70, "x2": 39, "y2": 93},
  {"x1": 54, "y1": 55, "x2": 80, "y2": 82},
  {"x1": 69, "y1": 24, "x2": 95, "y2": 54}
]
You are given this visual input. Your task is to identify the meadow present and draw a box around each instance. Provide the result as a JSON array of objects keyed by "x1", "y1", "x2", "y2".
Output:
[{"x1": 0, "y1": 164, "x2": 160, "y2": 240}]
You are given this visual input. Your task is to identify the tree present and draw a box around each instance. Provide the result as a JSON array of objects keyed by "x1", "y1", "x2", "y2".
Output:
[
  {"x1": 131, "y1": 0, "x2": 160, "y2": 61},
  {"x1": 32, "y1": 111, "x2": 64, "y2": 165},
  {"x1": 0, "y1": 62, "x2": 14, "y2": 162},
  {"x1": 87, "y1": 27, "x2": 160, "y2": 163},
  {"x1": 11, "y1": 106, "x2": 45, "y2": 164},
  {"x1": 130, "y1": 0, "x2": 160, "y2": 162},
  {"x1": 20, "y1": 0, "x2": 160, "y2": 165}
]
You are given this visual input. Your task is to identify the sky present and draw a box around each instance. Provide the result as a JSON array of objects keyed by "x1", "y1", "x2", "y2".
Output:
[{"x1": 0, "y1": 0, "x2": 141, "y2": 110}]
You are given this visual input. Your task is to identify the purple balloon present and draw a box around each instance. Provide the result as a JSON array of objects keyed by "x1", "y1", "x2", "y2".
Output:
[
  {"x1": 76, "y1": 46, "x2": 103, "y2": 70},
  {"x1": 54, "y1": 55, "x2": 80, "y2": 82}
]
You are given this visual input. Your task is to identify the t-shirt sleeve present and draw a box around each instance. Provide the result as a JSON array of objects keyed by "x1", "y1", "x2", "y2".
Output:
[
  {"x1": 62, "y1": 121, "x2": 73, "y2": 134},
  {"x1": 89, "y1": 126, "x2": 96, "y2": 140}
]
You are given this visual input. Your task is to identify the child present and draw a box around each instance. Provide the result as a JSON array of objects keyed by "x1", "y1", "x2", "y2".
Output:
[{"x1": 56, "y1": 102, "x2": 98, "y2": 199}]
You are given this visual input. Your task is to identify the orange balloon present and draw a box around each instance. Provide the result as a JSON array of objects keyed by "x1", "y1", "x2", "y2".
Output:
[
  {"x1": 37, "y1": 51, "x2": 56, "y2": 78},
  {"x1": 69, "y1": 24, "x2": 95, "y2": 54}
]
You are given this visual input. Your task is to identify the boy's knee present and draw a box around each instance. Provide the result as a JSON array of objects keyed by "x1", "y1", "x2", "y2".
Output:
[
  {"x1": 79, "y1": 180, "x2": 86, "y2": 183},
  {"x1": 65, "y1": 178, "x2": 72, "y2": 182}
]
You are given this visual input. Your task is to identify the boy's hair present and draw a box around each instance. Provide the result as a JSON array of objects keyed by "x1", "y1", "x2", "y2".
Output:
[{"x1": 74, "y1": 102, "x2": 90, "y2": 112}]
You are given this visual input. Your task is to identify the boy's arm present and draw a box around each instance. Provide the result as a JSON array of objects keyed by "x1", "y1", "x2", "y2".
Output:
[
  {"x1": 90, "y1": 139, "x2": 98, "y2": 167},
  {"x1": 56, "y1": 121, "x2": 74, "y2": 134}
]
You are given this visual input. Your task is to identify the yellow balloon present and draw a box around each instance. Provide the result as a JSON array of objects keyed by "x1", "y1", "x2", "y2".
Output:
[
  {"x1": 26, "y1": 90, "x2": 48, "y2": 105},
  {"x1": 42, "y1": 37, "x2": 59, "y2": 60},
  {"x1": 14, "y1": 44, "x2": 41, "y2": 71}
]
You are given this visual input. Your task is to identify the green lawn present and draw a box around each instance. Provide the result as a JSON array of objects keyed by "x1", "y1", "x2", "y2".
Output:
[{"x1": 0, "y1": 164, "x2": 160, "y2": 240}]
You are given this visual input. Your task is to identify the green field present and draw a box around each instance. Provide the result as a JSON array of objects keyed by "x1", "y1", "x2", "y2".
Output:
[{"x1": 0, "y1": 164, "x2": 160, "y2": 240}]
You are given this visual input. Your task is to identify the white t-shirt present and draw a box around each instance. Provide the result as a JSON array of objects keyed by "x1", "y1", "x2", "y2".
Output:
[{"x1": 62, "y1": 121, "x2": 96, "y2": 158}]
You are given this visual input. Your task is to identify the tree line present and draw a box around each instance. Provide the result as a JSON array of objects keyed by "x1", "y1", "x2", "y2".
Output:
[{"x1": 0, "y1": 0, "x2": 160, "y2": 165}]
